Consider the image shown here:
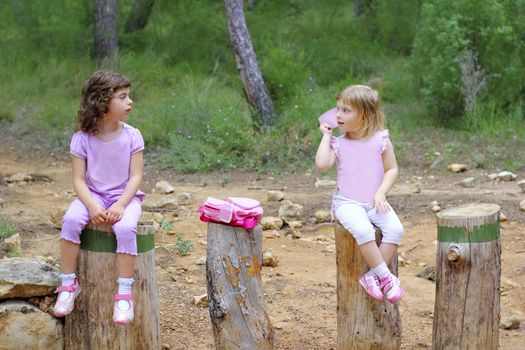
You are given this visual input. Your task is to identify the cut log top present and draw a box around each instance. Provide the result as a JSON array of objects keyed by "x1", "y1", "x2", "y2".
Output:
[
  {"x1": 437, "y1": 203, "x2": 500, "y2": 243},
  {"x1": 437, "y1": 203, "x2": 500, "y2": 219},
  {"x1": 437, "y1": 203, "x2": 499, "y2": 225}
]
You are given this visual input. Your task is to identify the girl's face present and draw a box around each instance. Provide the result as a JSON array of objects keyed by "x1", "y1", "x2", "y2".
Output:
[
  {"x1": 105, "y1": 87, "x2": 133, "y2": 123},
  {"x1": 336, "y1": 101, "x2": 361, "y2": 133}
]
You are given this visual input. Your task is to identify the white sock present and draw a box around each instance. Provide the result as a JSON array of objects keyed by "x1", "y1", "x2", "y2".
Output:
[
  {"x1": 117, "y1": 277, "x2": 134, "y2": 294},
  {"x1": 117, "y1": 277, "x2": 134, "y2": 310},
  {"x1": 371, "y1": 262, "x2": 390, "y2": 279},
  {"x1": 58, "y1": 273, "x2": 76, "y2": 302},
  {"x1": 59, "y1": 273, "x2": 76, "y2": 286}
]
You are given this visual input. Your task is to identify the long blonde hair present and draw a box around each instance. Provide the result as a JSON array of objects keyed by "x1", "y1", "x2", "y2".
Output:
[{"x1": 337, "y1": 85, "x2": 386, "y2": 139}]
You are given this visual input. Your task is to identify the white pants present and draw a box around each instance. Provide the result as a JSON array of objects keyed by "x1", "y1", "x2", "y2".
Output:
[{"x1": 333, "y1": 193, "x2": 404, "y2": 246}]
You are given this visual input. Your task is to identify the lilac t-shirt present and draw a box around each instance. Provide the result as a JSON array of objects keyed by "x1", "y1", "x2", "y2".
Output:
[
  {"x1": 70, "y1": 122, "x2": 145, "y2": 202},
  {"x1": 331, "y1": 129, "x2": 389, "y2": 203}
]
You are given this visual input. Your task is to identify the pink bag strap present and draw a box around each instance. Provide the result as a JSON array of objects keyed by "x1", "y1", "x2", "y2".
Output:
[
  {"x1": 200, "y1": 197, "x2": 234, "y2": 223},
  {"x1": 227, "y1": 197, "x2": 260, "y2": 210}
]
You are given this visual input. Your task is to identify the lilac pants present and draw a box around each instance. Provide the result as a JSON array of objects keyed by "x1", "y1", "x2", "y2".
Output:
[{"x1": 61, "y1": 192, "x2": 142, "y2": 255}]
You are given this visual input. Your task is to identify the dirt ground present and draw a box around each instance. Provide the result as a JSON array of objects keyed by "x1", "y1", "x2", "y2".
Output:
[{"x1": 0, "y1": 136, "x2": 524, "y2": 350}]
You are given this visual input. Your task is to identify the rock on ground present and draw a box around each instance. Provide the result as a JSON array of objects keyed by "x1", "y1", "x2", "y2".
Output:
[
  {"x1": 0, "y1": 258, "x2": 59, "y2": 299},
  {"x1": 0, "y1": 300, "x2": 63, "y2": 350}
]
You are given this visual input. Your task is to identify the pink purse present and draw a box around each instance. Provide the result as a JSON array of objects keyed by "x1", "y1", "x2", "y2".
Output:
[{"x1": 199, "y1": 197, "x2": 263, "y2": 229}]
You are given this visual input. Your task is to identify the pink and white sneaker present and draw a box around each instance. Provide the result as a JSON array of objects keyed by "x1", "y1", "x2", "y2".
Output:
[
  {"x1": 380, "y1": 273, "x2": 404, "y2": 304},
  {"x1": 359, "y1": 272, "x2": 384, "y2": 302},
  {"x1": 54, "y1": 280, "x2": 81, "y2": 317},
  {"x1": 113, "y1": 294, "x2": 134, "y2": 325}
]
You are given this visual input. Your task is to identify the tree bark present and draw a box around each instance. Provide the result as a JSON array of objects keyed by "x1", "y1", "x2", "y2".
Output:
[
  {"x1": 224, "y1": 0, "x2": 276, "y2": 126},
  {"x1": 335, "y1": 221, "x2": 401, "y2": 350},
  {"x1": 206, "y1": 222, "x2": 274, "y2": 349},
  {"x1": 124, "y1": 0, "x2": 155, "y2": 33},
  {"x1": 94, "y1": 0, "x2": 118, "y2": 66},
  {"x1": 432, "y1": 203, "x2": 501, "y2": 350},
  {"x1": 354, "y1": 0, "x2": 371, "y2": 16},
  {"x1": 247, "y1": 0, "x2": 257, "y2": 11},
  {"x1": 64, "y1": 221, "x2": 160, "y2": 350}
]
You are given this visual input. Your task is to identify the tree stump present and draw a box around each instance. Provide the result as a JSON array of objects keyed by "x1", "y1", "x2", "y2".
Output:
[
  {"x1": 206, "y1": 222, "x2": 274, "y2": 349},
  {"x1": 335, "y1": 221, "x2": 401, "y2": 350},
  {"x1": 432, "y1": 203, "x2": 501, "y2": 350},
  {"x1": 64, "y1": 220, "x2": 160, "y2": 350}
]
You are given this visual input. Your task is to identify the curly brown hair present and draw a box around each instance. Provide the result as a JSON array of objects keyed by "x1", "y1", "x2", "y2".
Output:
[{"x1": 77, "y1": 71, "x2": 131, "y2": 133}]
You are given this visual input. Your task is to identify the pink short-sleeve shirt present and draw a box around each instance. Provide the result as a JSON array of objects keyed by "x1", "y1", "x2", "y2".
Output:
[
  {"x1": 331, "y1": 129, "x2": 389, "y2": 203},
  {"x1": 70, "y1": 122, "x2": 145, "y2": 202}
]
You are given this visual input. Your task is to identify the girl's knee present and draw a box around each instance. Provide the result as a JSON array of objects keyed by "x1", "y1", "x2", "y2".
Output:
[
  {"x1": 383, "y1": 224, "x2": 404, "y2": 244},
  {"x1": 113, "y1": 222, "x2": 137, "y2": 236},
  {"x1": 113, "y1": 224, "x2": 137, "y2": 247},
  {"x1": 60, "y1": 215, "x2": 84, "y2": 242},
  {"x1": 347, "y1": 226, "x2": 376, "y2": 245}
]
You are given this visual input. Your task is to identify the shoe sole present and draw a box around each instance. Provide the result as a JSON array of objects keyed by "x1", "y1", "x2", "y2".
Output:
[
  {"x1": 387, "y1": 288, "x2": 404, "y2": 304},
  {"x1": 359, "y1": 278, "x2": 384, "y2": 302}
]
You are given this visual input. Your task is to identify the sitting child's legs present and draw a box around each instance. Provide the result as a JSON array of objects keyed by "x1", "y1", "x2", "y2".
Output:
[
  {"x1": 61, "y1": 199, "x2": 92, "y2": 245},
  {"x1": 112, "y1": 198, "x2": 142, "y2": 256},
  {"x1": 111, "y1": 198, "x2": 141, "y2": 325},
  {"x1": 335, "y1": 202, "x2": 377, "y2": 246},
  {"x1": 336, "y1": 203, "x2": 387, "y2": 301},
  {"x1": 55, "y1": 198, "x2": 96, "y2": 317},
  {"x1": 366, "y1": 207, "x2": 404, "y2": 265},
  {"x1": 366, "y1": 207, "x2": 405, "y2": 303}
]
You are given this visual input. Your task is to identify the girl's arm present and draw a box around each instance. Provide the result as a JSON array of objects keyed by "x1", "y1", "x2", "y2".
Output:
[
  {"x1": 315, "y1": 123, "x2": 336, "y2": 170},
  {"x1": 372, "y1": 139, "x2": 399, "y2": 214},
  {"x1": 105, "y1": 151, "x2": 143, "y2": 224},
  {"x1": 72, "y1": 156, "x2": 107, "y2": 224}
]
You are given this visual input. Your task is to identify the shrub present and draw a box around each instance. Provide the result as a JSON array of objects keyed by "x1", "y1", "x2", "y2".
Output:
[
  {"x1": 412, "y1": 0, "x2": 521, "y2": 122},
  {"x1": 0, "y1": 217, "x2": 16, "y2": 240}
]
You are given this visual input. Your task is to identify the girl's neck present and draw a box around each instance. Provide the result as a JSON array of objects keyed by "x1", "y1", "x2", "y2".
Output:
[
  {"x1": 97, "y1": 120, "x2": 122, "y2": 135},
  {"x1": 345, "y1": 130, "x2": 364, "y2": 140}
]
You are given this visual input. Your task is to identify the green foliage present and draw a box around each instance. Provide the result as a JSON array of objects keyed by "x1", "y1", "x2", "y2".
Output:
[
  {"x1": 0, "y1": 0, "x2": 523, "y2": 173},
  {"x1": 167, "y1": 236, "x2": 193, "y2": 256},
  {"x1": 159, "y1": 218, "x2": 172, "y2": 232},
  {"x1": 412, "y1": 0, "x2": 523, "y2": 121},
  {"x1": 363, "y1": 0, "x2": 423, "y2": 55},
  {"x1": 0, "y1": 217, "x2": 16, "y2": 240},
  {"x1": 8, "y1": 249, "x2": 21, "y2": 258}
]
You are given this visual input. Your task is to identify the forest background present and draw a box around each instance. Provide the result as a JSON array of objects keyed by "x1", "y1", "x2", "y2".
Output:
[{"x1": 0, "y1": 0, "x2": 524, "y2": 174}]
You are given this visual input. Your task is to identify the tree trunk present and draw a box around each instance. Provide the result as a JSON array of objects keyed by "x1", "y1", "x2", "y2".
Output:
[
  {"x1": 206, "y1": 222, "x2": 274, "y2": 349},
  {"x1": 124, "y1": 0, "x2": 155, "y2": 33},
  {"x1": 432, "y1": 203, "x2": 500, "y2": 350},
  {"x1": 247, "y1": 0, "x2": 257, "y2": 11},
  {"x1": 64, "y1": 221, "x2": 160, "y2": 350},
  {"x1": 335, "y1": 221, "x2": 401, "y2": 350},
  {"x1": 94, "y1": 0, "x2": 118, "y2": 66},
  {"x1": 224, "y1": 0, "x2": 276, "y2": 126},
  {"x1": 354, "y1": 0, "x2": 371, "y2": 16}
]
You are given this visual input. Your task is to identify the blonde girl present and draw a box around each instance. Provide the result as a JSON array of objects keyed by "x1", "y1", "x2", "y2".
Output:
[{"x1": 316, "y1": 85, "x2": 404, "y2": 304}]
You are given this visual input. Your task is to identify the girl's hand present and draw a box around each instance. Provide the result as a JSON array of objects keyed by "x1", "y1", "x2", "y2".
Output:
[
  {"x1": 106, "y1": 202, "x2": 125, "y2": 224},
  {"x1": 319, "y1": 122, "x2": 333, "y2": 136},
  {"x1": 88, "y1": 204, "x2": 108, "y2": 225},
  {"x1": 372, "y1": 192, "x2": 391, "y2": 214}
]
